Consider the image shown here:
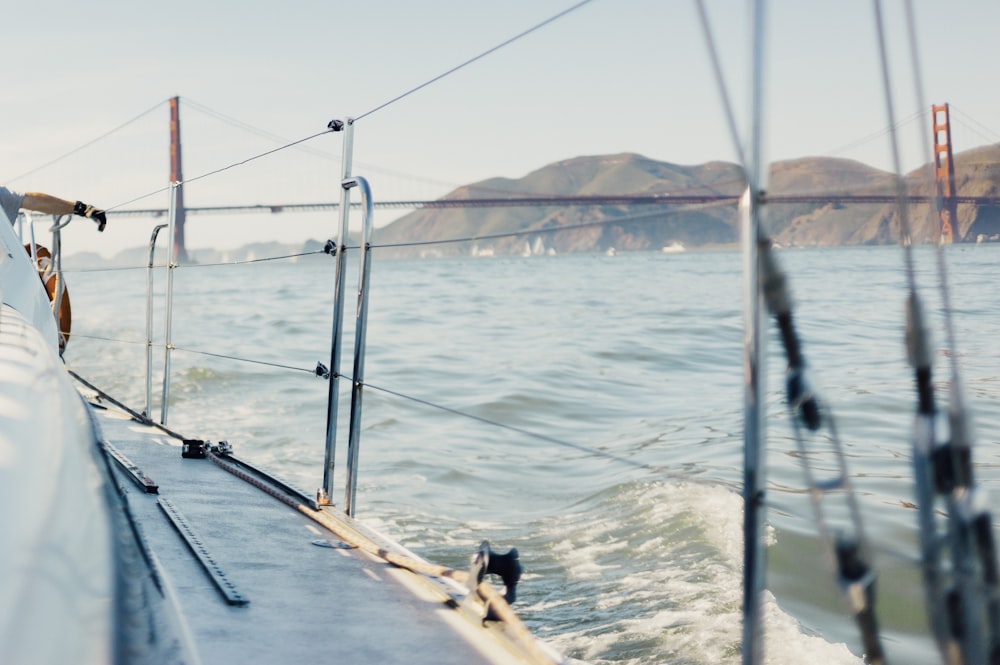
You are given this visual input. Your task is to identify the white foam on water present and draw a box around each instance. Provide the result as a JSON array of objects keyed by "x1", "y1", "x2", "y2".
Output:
[{"x1": 538, "y1": 480, "x2": 862, "y2": 664}]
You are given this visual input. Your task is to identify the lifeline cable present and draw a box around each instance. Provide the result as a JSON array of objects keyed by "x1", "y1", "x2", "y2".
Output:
[
  {"x1": 171, "y1": 249, "x2": 325, "y2": 269},
  {"x1": 103, "y1": 128, "x2": 335, "y2": 215},
  {"x1": 60, "y1": 249, "x2": 325, "y2": 275},
  {"x1": 184, "y1": 95, "x2": 452, "y2": 189},
  {"x1": 352, "y1": 0, "x2": 595, "y2": 124},
  {"x1": 182, "y1": 96, "x2": 466, "y2": 193},
  {"x1": 169, "y1": 346, "x2": 316, "y2": 375},
  {"x1": 66, "y1": 332, "x2": 145, "y2": 347},
  {"x1": 361, "y1": 380, "x2": 682, "y2": 478}
]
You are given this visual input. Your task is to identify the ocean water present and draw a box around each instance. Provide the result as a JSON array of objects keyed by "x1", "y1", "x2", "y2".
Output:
[{"x1": 62, "y1": 243, "x2": 1000, "y2": 664}]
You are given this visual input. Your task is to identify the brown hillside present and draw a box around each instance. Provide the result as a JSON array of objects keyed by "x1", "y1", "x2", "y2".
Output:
[
  {"x1": 373, "y1": 146, "x2": 1000, "y2": 255},
  {"x1": 847, "y1": 144, "x2": 1000, "y2": 244}
]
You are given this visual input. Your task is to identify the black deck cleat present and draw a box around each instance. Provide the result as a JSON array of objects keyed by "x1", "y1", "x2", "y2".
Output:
[
  {"x1": 471, "y1": 540, "x2": 522, "y2": 606},
  {"x1": 181, "y1": 439, "x2": 207, "y2": 459}
]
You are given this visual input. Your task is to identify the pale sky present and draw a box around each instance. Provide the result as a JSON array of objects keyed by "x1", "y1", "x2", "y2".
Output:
[{"x1": 3, "y1": 0, "x2": 998, "y2": 256}]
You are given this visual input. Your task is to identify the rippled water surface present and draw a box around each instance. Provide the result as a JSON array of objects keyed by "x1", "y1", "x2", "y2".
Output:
[{"x1": 63, "y1": 244, "x2": 1000, "y2": 664}]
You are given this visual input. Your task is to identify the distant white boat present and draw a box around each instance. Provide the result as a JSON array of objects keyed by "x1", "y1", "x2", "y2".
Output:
[
  {"x1": 605, "y1": 247, "x2": 616, "y2": 256},
  {"x1": 470, "y1": 243, "x2": 495, "y2": 258},
  {"x1": 661, "y1": 241, "x2": 685, "y2": 254}
]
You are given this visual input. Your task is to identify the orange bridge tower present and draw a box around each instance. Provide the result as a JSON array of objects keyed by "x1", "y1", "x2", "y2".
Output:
[
  {"x1": 932, "y1": 103, "x2": 958, "y2": 244},
  {"x1": 169, "y1": 96, "x2": 189, "y2": 263}
]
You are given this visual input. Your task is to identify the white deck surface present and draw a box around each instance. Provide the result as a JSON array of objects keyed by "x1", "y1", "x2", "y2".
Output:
[{"x1": 88, "y1": 396, "x2": 550, "y2": 665}]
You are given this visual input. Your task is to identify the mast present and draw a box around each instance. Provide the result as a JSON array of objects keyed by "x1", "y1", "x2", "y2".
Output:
[{"x1": 169, "y1": 96, "x2": 189, "y2": 263}]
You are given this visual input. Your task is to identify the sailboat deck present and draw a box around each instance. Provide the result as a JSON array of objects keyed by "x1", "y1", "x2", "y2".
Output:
[{"x1": 86, "y1": 393, "x2": 540, "y2": 665}]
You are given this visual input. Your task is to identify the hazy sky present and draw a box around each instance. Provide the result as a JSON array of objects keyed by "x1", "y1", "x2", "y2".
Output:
[{"x1": 3, "y1": 0, "x2": 998, "y2": 256}]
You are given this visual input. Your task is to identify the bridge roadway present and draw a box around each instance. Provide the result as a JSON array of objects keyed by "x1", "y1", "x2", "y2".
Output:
[{"x1": 107, "y1": 193, "x2": 1000, "y2": 218}]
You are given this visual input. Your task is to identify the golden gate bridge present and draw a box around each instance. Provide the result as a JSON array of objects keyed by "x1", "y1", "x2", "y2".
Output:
[{"x1": 60, "y1": 99, "x2": 996, "y2": 259}]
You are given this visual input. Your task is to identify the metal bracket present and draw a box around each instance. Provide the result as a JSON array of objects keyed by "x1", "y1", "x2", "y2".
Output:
[
  {"x1": 157, "y1": 498, "x2": 248, "y2": 606},
  {"x1": 104, "y1": 441, "x2": 158, "y2": 493}
]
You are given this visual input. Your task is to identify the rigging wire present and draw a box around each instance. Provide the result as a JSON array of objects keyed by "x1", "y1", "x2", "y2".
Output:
[
  {"x1": 694, "y1": 0, "x2": 746, "y2": 175},
  {"x1": 352, "y1": 0, "x2": 595, "y2": 123},
  {"x1": 900, "y1": 2, "x2": 1000, "y2": 661},
  {"x1": 361, "y1": 380, "x2": 680, "y2": 478},
  {"x1": 697, "y1": 1, "x2": 887, "y2": 661},
  {"x1": 872, "y1": 0, "x2": 919, "y2": 286},
  {"x1": 903, "y1": 1, "x2": 961, "y2": 391}
]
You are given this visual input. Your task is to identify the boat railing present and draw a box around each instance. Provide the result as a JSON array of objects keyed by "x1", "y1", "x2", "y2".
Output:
[
  {"x1": 23, "y1": 132, "x2": 681, "y2": 526},
  {"x1": 19, "y1": 211, "x2": 74, "y2": 352},
  {"x1": 145, "y1": 223, "x2": 168, "y2": 418},
  {"x1": 338, "y1": 175, "x2": 375, "y2": 517}
]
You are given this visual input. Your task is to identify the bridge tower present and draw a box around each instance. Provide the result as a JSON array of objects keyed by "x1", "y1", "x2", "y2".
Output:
[
  {"x1": 169, "y1": 96, "x2": 189, "y2": 263},
  {"x1": 932, "y1": 103, "x2": 958, "y2": 244}
]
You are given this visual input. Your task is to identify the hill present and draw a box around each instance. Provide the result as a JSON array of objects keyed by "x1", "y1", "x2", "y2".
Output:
[
  {"x1": 372, "y1": 148, "x2": 1000, "y2": 255},
  {"x1": 373, "y1": 153, "x2": 745, "y2": 257},
  {"x1": 65, "y1": 146, "x2": 1000, "y2": 267}
]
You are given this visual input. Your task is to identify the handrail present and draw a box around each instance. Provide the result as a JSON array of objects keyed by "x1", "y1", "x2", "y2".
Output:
[
  {"x1": 20, "y1": 212, "x2": 72, "y2": 354},
  {"x1": 145, "y1": 224, "x2": 168, "y2": 418},
  {"x1": 48, "y1": 215, "x2": 71, "y2": 354},
  {"x1": 321, "y1": 118, "x2": 354, "y2": 507},
  {"x1": 160, "y1": 182, "x2": 180, "y2": 425},
  {"x1": 343, "y1": 175, "x2": 375, "y2": 517}
]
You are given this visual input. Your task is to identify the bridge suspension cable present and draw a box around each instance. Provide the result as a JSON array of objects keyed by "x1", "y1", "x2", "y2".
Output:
[
  {"x1": 3, "y1": 99, "x2": 169, "y2": 185},
  {"x1": 102, "y1": 191, "x2": 1000, "y2": 220}
]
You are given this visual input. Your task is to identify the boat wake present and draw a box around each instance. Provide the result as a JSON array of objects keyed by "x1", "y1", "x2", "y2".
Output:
[{"x1": 508, "y1": 480, "x2": 861, "y2": 665}]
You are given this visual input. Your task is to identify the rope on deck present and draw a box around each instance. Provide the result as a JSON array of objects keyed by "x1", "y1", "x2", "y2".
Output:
[
  {"x1": 205, "y1": 450, "x2": 557, "y2": 665},
  {"x1": 70, "y1": 371, "x2": 558, "y2": 664}
]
